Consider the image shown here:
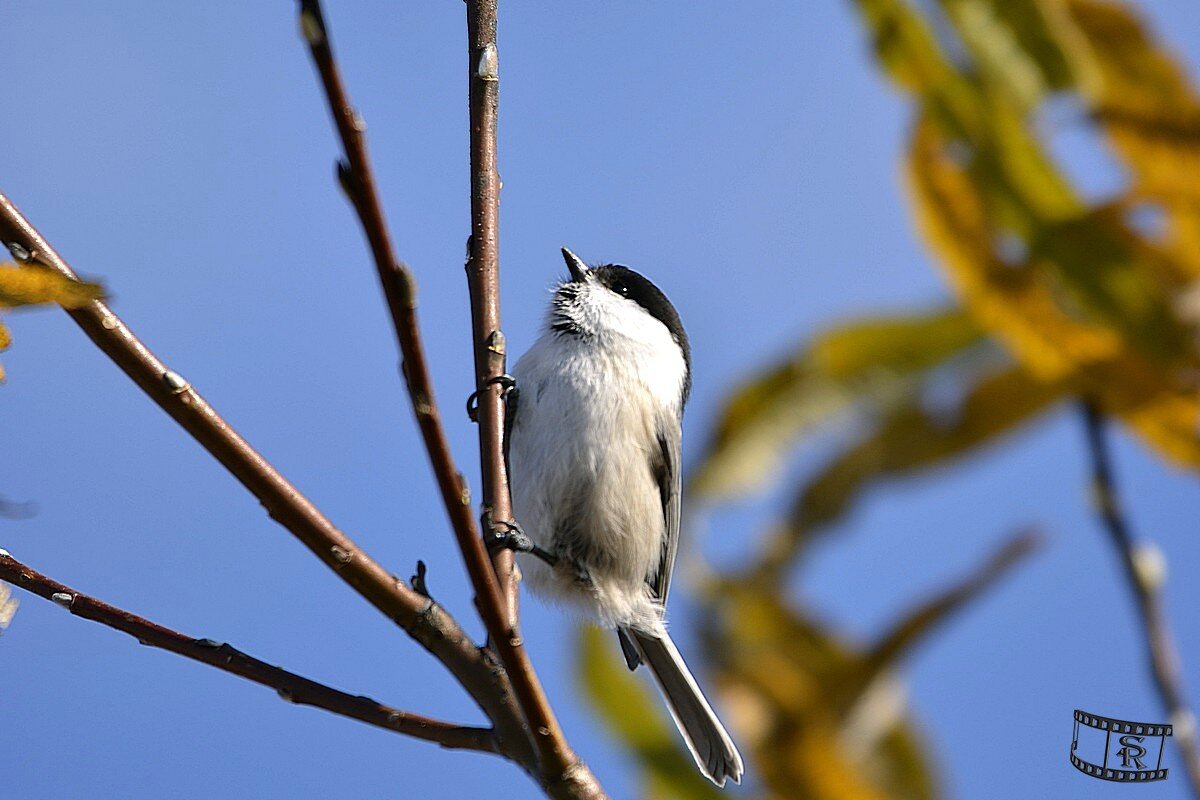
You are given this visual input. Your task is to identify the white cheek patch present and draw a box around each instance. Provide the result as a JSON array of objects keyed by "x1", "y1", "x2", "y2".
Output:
[{"x1": 578, "y1": 284, "x2": 687, "y2": 407}]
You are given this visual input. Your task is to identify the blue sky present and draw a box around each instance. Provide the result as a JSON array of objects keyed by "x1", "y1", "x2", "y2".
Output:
[{"x1": 2, "y1": 2, "x2": 1199, "y2": 798}]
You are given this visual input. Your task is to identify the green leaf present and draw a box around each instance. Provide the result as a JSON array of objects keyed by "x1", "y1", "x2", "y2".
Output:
[
  {"x1": 852, "y1": 0, "x2": 982, "y2": 140},
  {"x1": 764, "y1": 365, "x2": 1063, "y2": 570},
  {"x1": 937, "y1": 0, "x2": 1074, "y2": 108},
  {"x1": 690, "y1": 309, "x2": 983, "y2": 500},
  {"x1": 1058, "y1": 0, "x2": 1193, "y2": 108},
  {"x1": 811, "y1": 310, "x2": 984, "y2": 379}
]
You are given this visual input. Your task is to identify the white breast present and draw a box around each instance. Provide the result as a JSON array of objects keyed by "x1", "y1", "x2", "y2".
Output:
[{"x1": 509, "y1": 287, "x2": 686, "y2": 630}]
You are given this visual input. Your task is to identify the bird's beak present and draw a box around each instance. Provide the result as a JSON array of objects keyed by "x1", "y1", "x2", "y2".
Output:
[{"x1": 562, "y1": 247, "x2": 589, "y2": 283}]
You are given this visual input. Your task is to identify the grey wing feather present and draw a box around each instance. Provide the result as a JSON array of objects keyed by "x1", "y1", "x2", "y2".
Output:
[
  {"x1": 618, "y1": 417, "x2": 682, "y2": 672},
  {"x1": 650, "y1": 416, "x2": 683, "y2": 606}
]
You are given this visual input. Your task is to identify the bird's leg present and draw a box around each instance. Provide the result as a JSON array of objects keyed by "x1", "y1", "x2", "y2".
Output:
[{"x1": 483, "y1": 510, "x2": 558, "y2": 567}]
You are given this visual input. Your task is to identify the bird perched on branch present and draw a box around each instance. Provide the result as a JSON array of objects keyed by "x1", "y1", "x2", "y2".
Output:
[{"x1": 503, "y1": 247, "x2": 743, "y2": 787}]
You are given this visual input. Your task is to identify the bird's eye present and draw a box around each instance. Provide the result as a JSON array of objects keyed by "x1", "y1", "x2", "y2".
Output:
[{"x1": 613, "y1": 281, "x2": 629, "y2": 296}]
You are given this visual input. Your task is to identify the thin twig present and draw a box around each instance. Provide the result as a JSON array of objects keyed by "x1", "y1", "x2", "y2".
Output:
[
  {"x1": 0, "y1": 191, "x2": 517, "y2": 750},
  {"x1": 1081, "y1": 401, "x2": 1200, "y2": 795},
  {"x1": 297, "y1": 4, "x2": 602, "y2": 795},
  {"x1": 464, "y1": 0, "x2": 517, "y2": 619},
  {"x1": 463, "y1": 4, "x2": 601, "y2": 797},
  {"x1": 296, "y1": 0, "x2": 479, "y2": 594},
  {"x1": 0, "y1": 550, "x2": 499, "y2": 754},
  {"x1": 295, "y1": 0, "x2": 546, "y2": 771}
]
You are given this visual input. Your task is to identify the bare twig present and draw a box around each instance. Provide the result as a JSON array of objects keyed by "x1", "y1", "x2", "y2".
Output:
[
  {"x1": 0, "y1": 191, "x2": 518, "y2": 751},
  {"x1": 464, "y1": 0, "x2": 517, "y2": 618},
  {"x1": 296, "y1": 4, "x2": 601, "y2": 795},
  {"x1": 294, "y1": 0, "x2": 544, "y2": 769},
  {"x1": 296, "y1": 0, "x2": 479, "y2": 589},
  {"x1": 0, "y1": 550, "x2": 499, "y2": 754},
  {"x1": 1080, "y1": 401, "x2": 1200, "y2": 795},
  {"x1": 462, "y1": 4, "x2": 602, "y2": 797}
]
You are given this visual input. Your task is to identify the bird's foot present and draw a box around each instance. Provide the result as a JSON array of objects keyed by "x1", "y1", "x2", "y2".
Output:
[{"x1": 483, "y1": 513, "x2": 557, "y2": 567}]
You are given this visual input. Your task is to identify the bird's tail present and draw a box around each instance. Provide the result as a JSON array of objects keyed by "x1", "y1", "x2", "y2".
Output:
[{"x1": 626, "y1": 627, "x2": 744, "y2": 787}]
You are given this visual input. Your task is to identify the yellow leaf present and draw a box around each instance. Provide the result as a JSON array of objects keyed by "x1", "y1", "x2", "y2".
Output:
[
  {"x1": 1048, "y1": 0, "x2": 1200, "y2": 278},
  {"x1": 907, "y1": 116, "x2": 1200, "y2": 467},
  {"x1": 906, "y1": 118, "x2": 1119, "y2": 378},
  {"x1": 939, "y1": 0, "x2": 1073, "y2": 109},
  {"x1": 691, "y1": 309, "x2": 984, "y2": 500},
  {"x1": 810, "y1": 310, "x2": 982, "y2": 379},
  {"x1": 0, "y1": 321, "x2": 9, "y2": 382},
  {"x1": 0, "y1": 263, "x2": 104, "y2": 308},
  {"x1": 0, "y1": 263, "x2": 104, "y2": 384},
  {"x1": 834, "y1": 0, "x2": 1200, "y2": 474},
  {"x1": 697, "y1": 534, "x2": 1033, "y2": 799},
  {"x1": 766, "y1": 365, "x2": 1064, "y2": 571}
]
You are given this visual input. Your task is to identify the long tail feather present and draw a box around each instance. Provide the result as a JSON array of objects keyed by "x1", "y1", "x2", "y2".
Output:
[{"x1": 625, "y1": 627, "x2": 744, "y2": 787}]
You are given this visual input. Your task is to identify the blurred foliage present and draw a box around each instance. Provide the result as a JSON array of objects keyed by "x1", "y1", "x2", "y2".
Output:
[
  {"x1": 0, "y1": 261, "x2": 104, "y2": 381},
  {"x1": 582, "y1": 0, "x2": 1200, "y2": 797},
  {"x1": 690, "y1": 309, "x2": 985, "y2": 499},
  {"x1": 581, "y1": 534, "x2": 1038, "y2": 799}
]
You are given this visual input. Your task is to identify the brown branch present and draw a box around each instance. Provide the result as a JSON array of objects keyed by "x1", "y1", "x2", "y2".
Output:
[
  {"x1": 0, "y1": 550, "x2": 498, "y2": 754},
  {"x1": 464, "y1": 0, "x2": 517, "y2": 618},
  {"x1": 0, "y1": 191, "x2": 520, "y2": 755},
  {"x1": 296, "y1": 0, "x2": 483, "y2": 603},
  {"x1": 462, "y1": 4, "x2": 602, "y2": 797},
  {"x1": 1081, "y1": 401, "x2": 1200, "y2": 795},
  {"x1": 296, "y1": 3, "x2": 602, "y2": 796},
  {"x1": 294, "y1": 0, "x2": 545, "y2": 771}
]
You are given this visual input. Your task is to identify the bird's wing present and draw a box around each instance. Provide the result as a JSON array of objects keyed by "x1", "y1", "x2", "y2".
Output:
[
  {"x1": 503, "y1": 383, "x2": 519, "y2": 484},
  {"x1": 649, "y1": 416, "x2": 683, "y2": 607}
]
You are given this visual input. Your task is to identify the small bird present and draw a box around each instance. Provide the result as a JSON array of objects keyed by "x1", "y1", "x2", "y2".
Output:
[{"x1": 505, "y1": 247, "x2": 744, "y2": 786}]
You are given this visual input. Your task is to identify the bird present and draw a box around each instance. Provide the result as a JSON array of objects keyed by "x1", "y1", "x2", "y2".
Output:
[{"x1": 504, "y1": 246, "x2": 744, "y2": 787}]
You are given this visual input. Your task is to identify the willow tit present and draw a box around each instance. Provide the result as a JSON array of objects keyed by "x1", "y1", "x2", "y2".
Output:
[{"x1": 506, "y1": 248, "x2": 744, "y2": 786}]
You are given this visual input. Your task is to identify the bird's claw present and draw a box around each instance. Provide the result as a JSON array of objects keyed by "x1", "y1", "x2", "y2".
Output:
[
  {"x1": 467, "y1": 374, "x2": 517, "y2": 422},
  {"x1": 484, "y1": 514, "x2": 558, "y2": 567}
]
